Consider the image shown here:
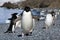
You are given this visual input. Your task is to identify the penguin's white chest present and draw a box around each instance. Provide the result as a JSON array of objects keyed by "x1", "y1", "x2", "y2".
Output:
[
  {"x1": 21, "y1": 11, "x2": 33, "y2": 32},
  {"x1": 45, "y1": 14, "x2": 53, "y2": 26}
]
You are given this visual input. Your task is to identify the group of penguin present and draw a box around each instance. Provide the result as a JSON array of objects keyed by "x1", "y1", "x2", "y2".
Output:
[{"x1": 4, "y1": 6, "x2": 59, "y2": 37}]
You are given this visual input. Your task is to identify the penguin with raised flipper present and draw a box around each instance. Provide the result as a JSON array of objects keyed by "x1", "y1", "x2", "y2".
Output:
[{"x1": 4, "y1": 13, "x2": 18, "y2": 33}]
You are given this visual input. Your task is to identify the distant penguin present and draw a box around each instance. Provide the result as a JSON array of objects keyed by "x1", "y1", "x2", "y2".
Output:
[
  {"x1": 45, "y1": 11, "x2": 55, "y2": 29},
  {"x1": 18, "y1": 6, "x2": 33, "y2": 37},
  {"x1": 4, "y1": 13, "x2": 18, "y2": 33}
]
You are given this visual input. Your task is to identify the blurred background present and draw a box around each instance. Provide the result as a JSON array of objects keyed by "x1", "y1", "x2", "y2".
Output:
[{"x1": 0, "y1": 0, "x2": 60, "y2": 23}]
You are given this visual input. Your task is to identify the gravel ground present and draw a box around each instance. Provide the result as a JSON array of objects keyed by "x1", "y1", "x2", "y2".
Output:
[{"x1": 0, "y1": 14, "x2": 60, "y2": 40}]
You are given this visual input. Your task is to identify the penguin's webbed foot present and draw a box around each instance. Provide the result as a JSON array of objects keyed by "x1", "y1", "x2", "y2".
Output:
[
  {"x1": 4, "y1": 31, "x2": 15, "y2": 33},
  {"x1": 18, "y1": 32, "x2": 32, "y2": 37},
  {"x1": 18, "y1": 34, "x2": 29, "y2": 37},
  {"x1": 4, "y1": 31, "x2": 9, "y2": 33},
  {"x1": 25, "y1": 33, "x2": 29, "y2": 36},
  {"x1": 53, "y1": 23, "x2": 55, "y2": 26},
  {"x1": 42, "y1": 27, "x2": 46, "y2": 29},
  {"x1": 25, "y1": 32, "x2": 32, "y2": 36},
  {"x1": 29, "y1": 32, "x2": 32, "y2": 36},
  {"x1": 18, "y1": 35, "x2": 22, "y2": 37}
]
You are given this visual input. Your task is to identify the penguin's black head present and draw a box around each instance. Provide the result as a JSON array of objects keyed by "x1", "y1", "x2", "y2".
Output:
[
  {"x1": 8, "y1": 13, "x2": 18, "y2": 20},
  {"x1": 24, "y1": 6, "x2": 30, "y2": 12},
  {"x1": 50, "y1": 11, "x2": 55, "y2": 16}
]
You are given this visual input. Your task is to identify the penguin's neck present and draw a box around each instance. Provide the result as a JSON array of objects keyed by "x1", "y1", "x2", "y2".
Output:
[{"x1": 23, "y1": 11, "x2": 32, "y2": 15}]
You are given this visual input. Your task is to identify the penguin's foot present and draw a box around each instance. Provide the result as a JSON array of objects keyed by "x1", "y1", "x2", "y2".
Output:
[
  {"x1": 25, "y1": 33, "x2": 29, "y2": 36},
  {"x1": 18, "y1": 33, "x2": 29, "y2": 37},
  {"x1": 18, "y1": 32, "x2": 32, "y2": 37},
  {"x1": 4, "y1": 31, "x2": 12, "y2": 33},
  {"x1": 4, "y1": 31, "x2": 9, "y2": 33},
  {"x1": 29, "y1": 32, "x2": 32, "y2": 36},
  {"x1": 42, "y1": 27, "x2": 46, "y2": 29},
  {"x1": 4, "y1": 31, "x2": 15, "y2": 33},
  {"x1": 12, "y1": 31, "x2": 15, "y2": 33},
  {"x1": 53, "y1": 23, "x2": 55, "y2": 26},
  {"x1": 18, "y1": 35, "x2": 22, "y2": 37},
  {"x1": 18, "y1": 33, "x2": 24, "y2": 37},
  {"x1": 25, "y1": 32, "x2": 32, "y2": 36}
]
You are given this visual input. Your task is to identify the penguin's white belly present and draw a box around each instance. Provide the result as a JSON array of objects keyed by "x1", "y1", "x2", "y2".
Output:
[
  {"x1": 21, "y1": 11, "x2": 33, "y2": 33},
  {"x1": 45, "y1": 14, "x2": 53, "y2": 26}
]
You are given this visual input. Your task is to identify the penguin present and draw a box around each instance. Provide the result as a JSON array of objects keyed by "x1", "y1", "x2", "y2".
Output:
[
  {"x1": 44, "y1": 11, "x2": 55, "y2": 29},
  {"x1": 4, "y1": 13, "x2": 18, "y2": 33},
  {"x1": 18, "y1": 6, "x2": 33, "y2": 37}
]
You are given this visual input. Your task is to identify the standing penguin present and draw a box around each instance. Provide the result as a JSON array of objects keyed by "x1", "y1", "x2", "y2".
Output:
[
  {"x1": 18, "y1": 6, "x2": 33, "y2": 37},
  {"x1": 45, "y1": 11, "x2": 55, "y2": 29},
  {"x1": 4, "y1": 13, "x2": 18, "y2": 33}
]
